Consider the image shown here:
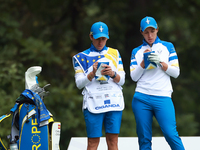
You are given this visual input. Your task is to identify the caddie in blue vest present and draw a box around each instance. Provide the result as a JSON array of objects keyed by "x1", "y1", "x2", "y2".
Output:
[
  {"x1": 130, "y1": 16, "x2": 185, "y2": 150},
  {"x1": 73, "y1": 21, "x2": 125, "y2": 150}
]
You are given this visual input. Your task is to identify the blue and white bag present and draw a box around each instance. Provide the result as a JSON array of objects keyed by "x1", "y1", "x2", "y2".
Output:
[{"x1": 0, "y1": 66, "x2": 61, "y2": 150}]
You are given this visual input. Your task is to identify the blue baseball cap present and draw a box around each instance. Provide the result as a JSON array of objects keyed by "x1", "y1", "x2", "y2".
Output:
[
  {"x1": 140, "y1": 16, "x2": 158, "y2": 32},
  {"x1": 90, "y1": 21, "x2": 109, "y2": 39}
]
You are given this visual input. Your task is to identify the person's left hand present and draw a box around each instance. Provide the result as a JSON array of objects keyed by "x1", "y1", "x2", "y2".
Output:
[
  {"x1": 101, "y1": 64, "x2": 114, "y2": 77},
  {"x1": 148, "y1": 53, "x2": 163, "y2": 64}
]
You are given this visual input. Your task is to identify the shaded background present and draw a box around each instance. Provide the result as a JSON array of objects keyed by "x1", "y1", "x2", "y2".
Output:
[{"x1": 0, "y1": 0, "x2": 200, "y2": 149}]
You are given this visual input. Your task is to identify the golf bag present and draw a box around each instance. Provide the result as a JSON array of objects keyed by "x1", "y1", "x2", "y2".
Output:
[{"x1": 0, "y1": 66, "x2": 61, "y2": 150}]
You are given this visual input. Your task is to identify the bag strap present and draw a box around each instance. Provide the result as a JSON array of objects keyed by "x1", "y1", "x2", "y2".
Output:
[
  {"x1": 0, "y1": 113, "x2": 12, "y2": 150},
  {"x1": 0, "y1": 103, "x2": 19, "y2": 150}
]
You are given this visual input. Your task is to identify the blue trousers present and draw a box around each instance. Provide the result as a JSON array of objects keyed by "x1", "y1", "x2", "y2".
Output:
[{"x1": 132, "y1": 92, "x2": 185, "y2": 150}]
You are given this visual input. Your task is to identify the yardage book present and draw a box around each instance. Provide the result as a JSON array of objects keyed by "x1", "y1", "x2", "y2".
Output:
[
  {"x1": 95, "y1": 62, "x2": 110, "y2": 81},
  {"x1": 144, "y1": 52, "x2": 157, "y2": 70}
]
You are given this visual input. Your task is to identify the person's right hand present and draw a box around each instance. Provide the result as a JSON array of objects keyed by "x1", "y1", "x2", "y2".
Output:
[
  {"x1": 88, "y1": 62, "x2": 98, "y2": 81},
  {"x1": 140, "y1": 49, "x2": 151, "y2": 68},
  {"x1": 92, "y1": 62, "x2": 98, "y2": 75},
  {"x1": 144, "y1": 48, "x2": 151, "y2": 53}
]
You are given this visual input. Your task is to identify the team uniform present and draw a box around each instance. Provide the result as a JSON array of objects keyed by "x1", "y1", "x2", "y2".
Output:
[
  {"x1": 73, "y1": 44, "x2": 125, "y2": 137},
  {"x1": 130, "y1": 37, "x2": 185, "y2": 150}
]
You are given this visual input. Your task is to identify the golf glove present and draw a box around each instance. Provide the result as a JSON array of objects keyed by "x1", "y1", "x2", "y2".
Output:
[{"x1": 148, "y1": 53, "x2": 163, "y2": 67}]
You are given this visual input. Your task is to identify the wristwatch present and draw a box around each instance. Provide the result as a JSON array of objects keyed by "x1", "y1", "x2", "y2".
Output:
[{"x1": 111, "y1": 71, "x2": 117, "y2": 79}]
